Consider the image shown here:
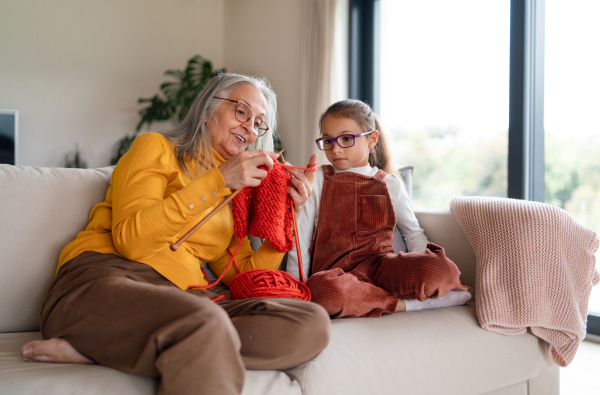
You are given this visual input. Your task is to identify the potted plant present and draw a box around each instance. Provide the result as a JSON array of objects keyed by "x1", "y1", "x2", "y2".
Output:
[
  {"x1": 110, "y1": 55, "x2": 226, "y2": 165},
  {"x1": 64, "y1": 143, "x2": 88, "y2": 168}
]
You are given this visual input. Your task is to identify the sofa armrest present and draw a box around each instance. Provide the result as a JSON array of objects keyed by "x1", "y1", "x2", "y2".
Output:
[{"x1": 415, "y1": 208, "x2": 476, "y2": 288}]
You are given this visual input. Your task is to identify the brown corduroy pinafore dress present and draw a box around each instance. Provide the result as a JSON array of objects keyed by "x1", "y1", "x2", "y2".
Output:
[{"x1": 306, "y1": 165, "x2": 467, "y2": 318}]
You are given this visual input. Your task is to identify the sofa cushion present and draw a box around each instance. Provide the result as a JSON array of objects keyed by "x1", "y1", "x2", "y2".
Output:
[
  {"x1": 286, "y1": 303, "x2": 543, "y2": 395},
  {"x1": 1, "y1": 306, "x2": 544, "y2": 395},
  {"x1": 398, "y1": 165, "x2": 413, "y2": 201},
  {"x1": 0, "y1": 332, "x2": 155, "y2": 394},
  {"x1": 0, "y1": 165, "x2": 114, "y2": 333},
  {"x1": 415, "y1": 209, "x2": 477, "y2": 288},
  {"x1": 0, "y1": 332, "x2": 302, "y2": 395}
]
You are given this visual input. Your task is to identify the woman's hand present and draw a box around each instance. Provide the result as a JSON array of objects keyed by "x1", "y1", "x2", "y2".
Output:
[
  {"x1": 218, "y1": 150, "x2": 279, "y2": 190},
  {"x1": 286, "y1": 154, "x2": 317, "y2": 214}
]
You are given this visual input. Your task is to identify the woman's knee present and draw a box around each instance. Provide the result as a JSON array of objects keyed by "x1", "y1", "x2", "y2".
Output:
[
  {"x1": 281, "y1": 299, "x2": 331, "y2": 349},
  {"x1": 303, "y1": 302, "x2": 331, "y2": 350},
  {"x1": 268, "y1": 300, "x2": 331, "y2": 367}
]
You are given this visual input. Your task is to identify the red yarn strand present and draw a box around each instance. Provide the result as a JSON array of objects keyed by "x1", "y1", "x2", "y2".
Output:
[{"x1": 188, "y1": 238, "x2": 243, "y2": 290}]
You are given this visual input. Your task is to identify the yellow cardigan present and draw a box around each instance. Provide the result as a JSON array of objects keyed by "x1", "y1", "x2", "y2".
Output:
[{"x1": 58, "y1": 132, "x2": 284, "y2": 290}]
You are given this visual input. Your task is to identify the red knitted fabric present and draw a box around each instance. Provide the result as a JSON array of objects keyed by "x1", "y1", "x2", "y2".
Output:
[
  {"x1": 232, "y1": 163, "x2": 295, "y2": 253},
  {"x1": 187, "y1": 161, "x2": 315, "y2": 301},
  {"x1": 230, "y1": 269, "x2": 311, "y2": 301}
]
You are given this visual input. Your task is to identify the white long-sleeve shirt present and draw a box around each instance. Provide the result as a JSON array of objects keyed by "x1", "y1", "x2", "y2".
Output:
[{"x1": 287, "y1": 164, "x2": 429, "y2": 281}]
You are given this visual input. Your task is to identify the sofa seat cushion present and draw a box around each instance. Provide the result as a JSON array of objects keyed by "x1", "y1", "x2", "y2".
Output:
[
  {"x1": 0, "y1": 332, "x2": 302, "y2": 395},
  {"x1": 0, "y1": 332, "x2": 155, "y2": 394},
  {"x1": 286, "y1": 303, "x2": 544, "y2": 395}
]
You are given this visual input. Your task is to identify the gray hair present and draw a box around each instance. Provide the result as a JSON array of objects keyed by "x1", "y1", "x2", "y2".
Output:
[{"x1": 163, "y1": 72, "x2": 278, "y2": 177}]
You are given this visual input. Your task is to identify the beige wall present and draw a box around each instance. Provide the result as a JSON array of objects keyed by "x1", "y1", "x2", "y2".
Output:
[
  {"x1": 0, "y1": 0, "x2": 308, "y2": 168},
  {"x1": 0, "y1": 0, "x2": 226, "y2": 167},
  {"x1": 224, "y1": 0, "x2": 305, "y2": 165}
]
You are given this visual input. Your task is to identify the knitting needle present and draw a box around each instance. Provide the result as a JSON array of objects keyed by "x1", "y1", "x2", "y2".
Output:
[
  {"x1": 290, "y1": 208, "x2": 306, "y2": 283},
  {"x1": 170, "y1": 188, "x2": 244, "y2": 251},
  {"x1": 170, "y1": 149, "x2": 286, "y2": 252}
]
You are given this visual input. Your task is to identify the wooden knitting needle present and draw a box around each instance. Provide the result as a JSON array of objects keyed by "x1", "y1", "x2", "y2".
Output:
[
  {"x1": 170, "y1": 188, "x2": 244, "y2": 251},
  {"x1": 290, "y1": 208, "x2": 306, "y2": 283},
  {"x1": 170, "y1": 149, "x2": 286, "y2": 251}
]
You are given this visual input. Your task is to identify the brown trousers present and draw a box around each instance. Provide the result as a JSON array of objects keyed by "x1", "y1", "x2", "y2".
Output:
[
  {"x1": 41, "y1": 252, "x2": 331, "y2": 395},
  {"x1": 307, "y1": 166, "x2": 467, "y2": 318}
]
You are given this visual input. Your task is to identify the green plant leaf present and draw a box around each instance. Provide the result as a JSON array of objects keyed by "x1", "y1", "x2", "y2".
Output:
[
  {"x1": 164, "y1": 69, "x2": 185, "y2": 80},
  {"x1": 112, "y1": 54, "x2": 226, "y2": 163},
  {"x1": 64, "y1": 143, "x2": 88, "y2": 168},
  {"x1": 136, "y1": 95, "x2": 174, "y2": 131}
]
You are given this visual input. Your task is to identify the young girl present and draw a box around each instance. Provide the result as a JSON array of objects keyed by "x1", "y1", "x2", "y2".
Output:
[{"x1": 287, "y1": 99, "x2": 471, "y2": 318}]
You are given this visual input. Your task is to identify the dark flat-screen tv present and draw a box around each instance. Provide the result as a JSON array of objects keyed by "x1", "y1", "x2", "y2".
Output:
[{"x1": 0, "y1": 110, "x2": 18, "y2": 165}]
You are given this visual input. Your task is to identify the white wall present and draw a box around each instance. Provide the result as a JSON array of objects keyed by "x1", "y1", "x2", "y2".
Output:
[
  {"x1": 0, "y1": 0, "x2": 225, "y2": 167},
  {"x1": 223, "y1": 0, "x2": 305, "y2": 165},
  {"x1": 1, "y1": 0, "x2": 308, "y2": 168}
]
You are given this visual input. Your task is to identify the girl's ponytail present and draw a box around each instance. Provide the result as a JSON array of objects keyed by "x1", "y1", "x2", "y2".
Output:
[{"x1": 370, "y1": 114, "x2": 397, "y2": 176}]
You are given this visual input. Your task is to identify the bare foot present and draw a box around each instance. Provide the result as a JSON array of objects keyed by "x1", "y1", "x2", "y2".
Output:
[{"x1": 21, "y1": 338, "x2": 94, "y2": 364}]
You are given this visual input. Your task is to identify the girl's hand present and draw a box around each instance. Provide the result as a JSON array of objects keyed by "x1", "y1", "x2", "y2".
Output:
[
  {"x1": 218, "y1": 150, "x2": 279, "y2": 190},
  {"x1": 286, "y1": 154, "x2": 318, "y2": 214}
]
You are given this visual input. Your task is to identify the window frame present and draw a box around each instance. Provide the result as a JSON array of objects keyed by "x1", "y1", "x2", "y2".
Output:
[
  {"x1": 508, "y1": 0, "x2": 545, "y2": 202},
  {"x1": 348, "y1": 0, "x2": 378, "y2": 109}
]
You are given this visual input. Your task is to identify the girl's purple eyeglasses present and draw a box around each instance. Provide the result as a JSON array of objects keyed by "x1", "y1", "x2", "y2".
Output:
[{"x1": 315, "y1": 131, "x2": 374, "y2": 151}]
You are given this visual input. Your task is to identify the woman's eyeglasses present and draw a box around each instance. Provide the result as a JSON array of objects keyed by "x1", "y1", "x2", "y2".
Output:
[
  {"x1": 315, "y1": 131, "x2": 374, "y2": 151},
  {"x1": 214, "y1": 97, "x2": 269, "y2": 137}
]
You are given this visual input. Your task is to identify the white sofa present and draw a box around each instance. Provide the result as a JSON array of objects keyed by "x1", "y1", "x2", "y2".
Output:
[{"x1": 0, "y1": 164, "x2": 559, "y2": 395}]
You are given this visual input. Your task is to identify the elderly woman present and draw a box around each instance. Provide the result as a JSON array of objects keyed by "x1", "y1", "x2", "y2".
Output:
[{"x1": 20, "y1": 73, "x2": 331, "y2": 394}]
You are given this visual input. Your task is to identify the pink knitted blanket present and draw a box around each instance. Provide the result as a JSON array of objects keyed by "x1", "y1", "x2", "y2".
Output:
[{"x1": 450, "y1": 196, "x2": 599, "y2": 366}]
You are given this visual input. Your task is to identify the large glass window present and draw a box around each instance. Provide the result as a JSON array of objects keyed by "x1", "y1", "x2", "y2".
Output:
[
  {"x1": 545, "y1": 0, "x2": 600, "y2": 315},
  {"x1": 375, "y1": 0, "x2": 599, "y2": 330},
  {"x1": 379, "y1": 0, "x2": 510, "y2": 209}
]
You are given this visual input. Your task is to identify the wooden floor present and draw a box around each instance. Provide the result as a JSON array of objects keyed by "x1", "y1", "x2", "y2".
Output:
[{"x1": 560, "y1": 338, "x2": 600, "y2": 394}]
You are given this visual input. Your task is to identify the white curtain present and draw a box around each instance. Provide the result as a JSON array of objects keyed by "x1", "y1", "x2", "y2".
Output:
[{"x1": 298, "y1": 0, "x2": 344, "y2": 165}]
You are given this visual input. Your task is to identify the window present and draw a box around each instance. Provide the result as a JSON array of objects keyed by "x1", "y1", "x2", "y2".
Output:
[
  {"x1": 378, "y1": 0, "x2": 509, "y2": 208},
  {"x1": 350, "y1": 0, "x2": 600, "y2": 334}
]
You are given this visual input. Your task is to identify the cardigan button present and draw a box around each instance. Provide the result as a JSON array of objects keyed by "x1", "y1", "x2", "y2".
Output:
[
  {"x1": 212, "y1": 190, "x2": 217, "y2": 195},
  {"x1": 201, "y1": 196, "x2": 206, "y2": 201},
  {"x1": 188, "y1": 204, "x2": 194, "y2": 209}
]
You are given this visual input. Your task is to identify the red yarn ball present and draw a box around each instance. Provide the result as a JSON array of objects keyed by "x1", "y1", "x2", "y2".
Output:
[{"x1": 230, "y1": 269, "x2": 311, "y2": 301}]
